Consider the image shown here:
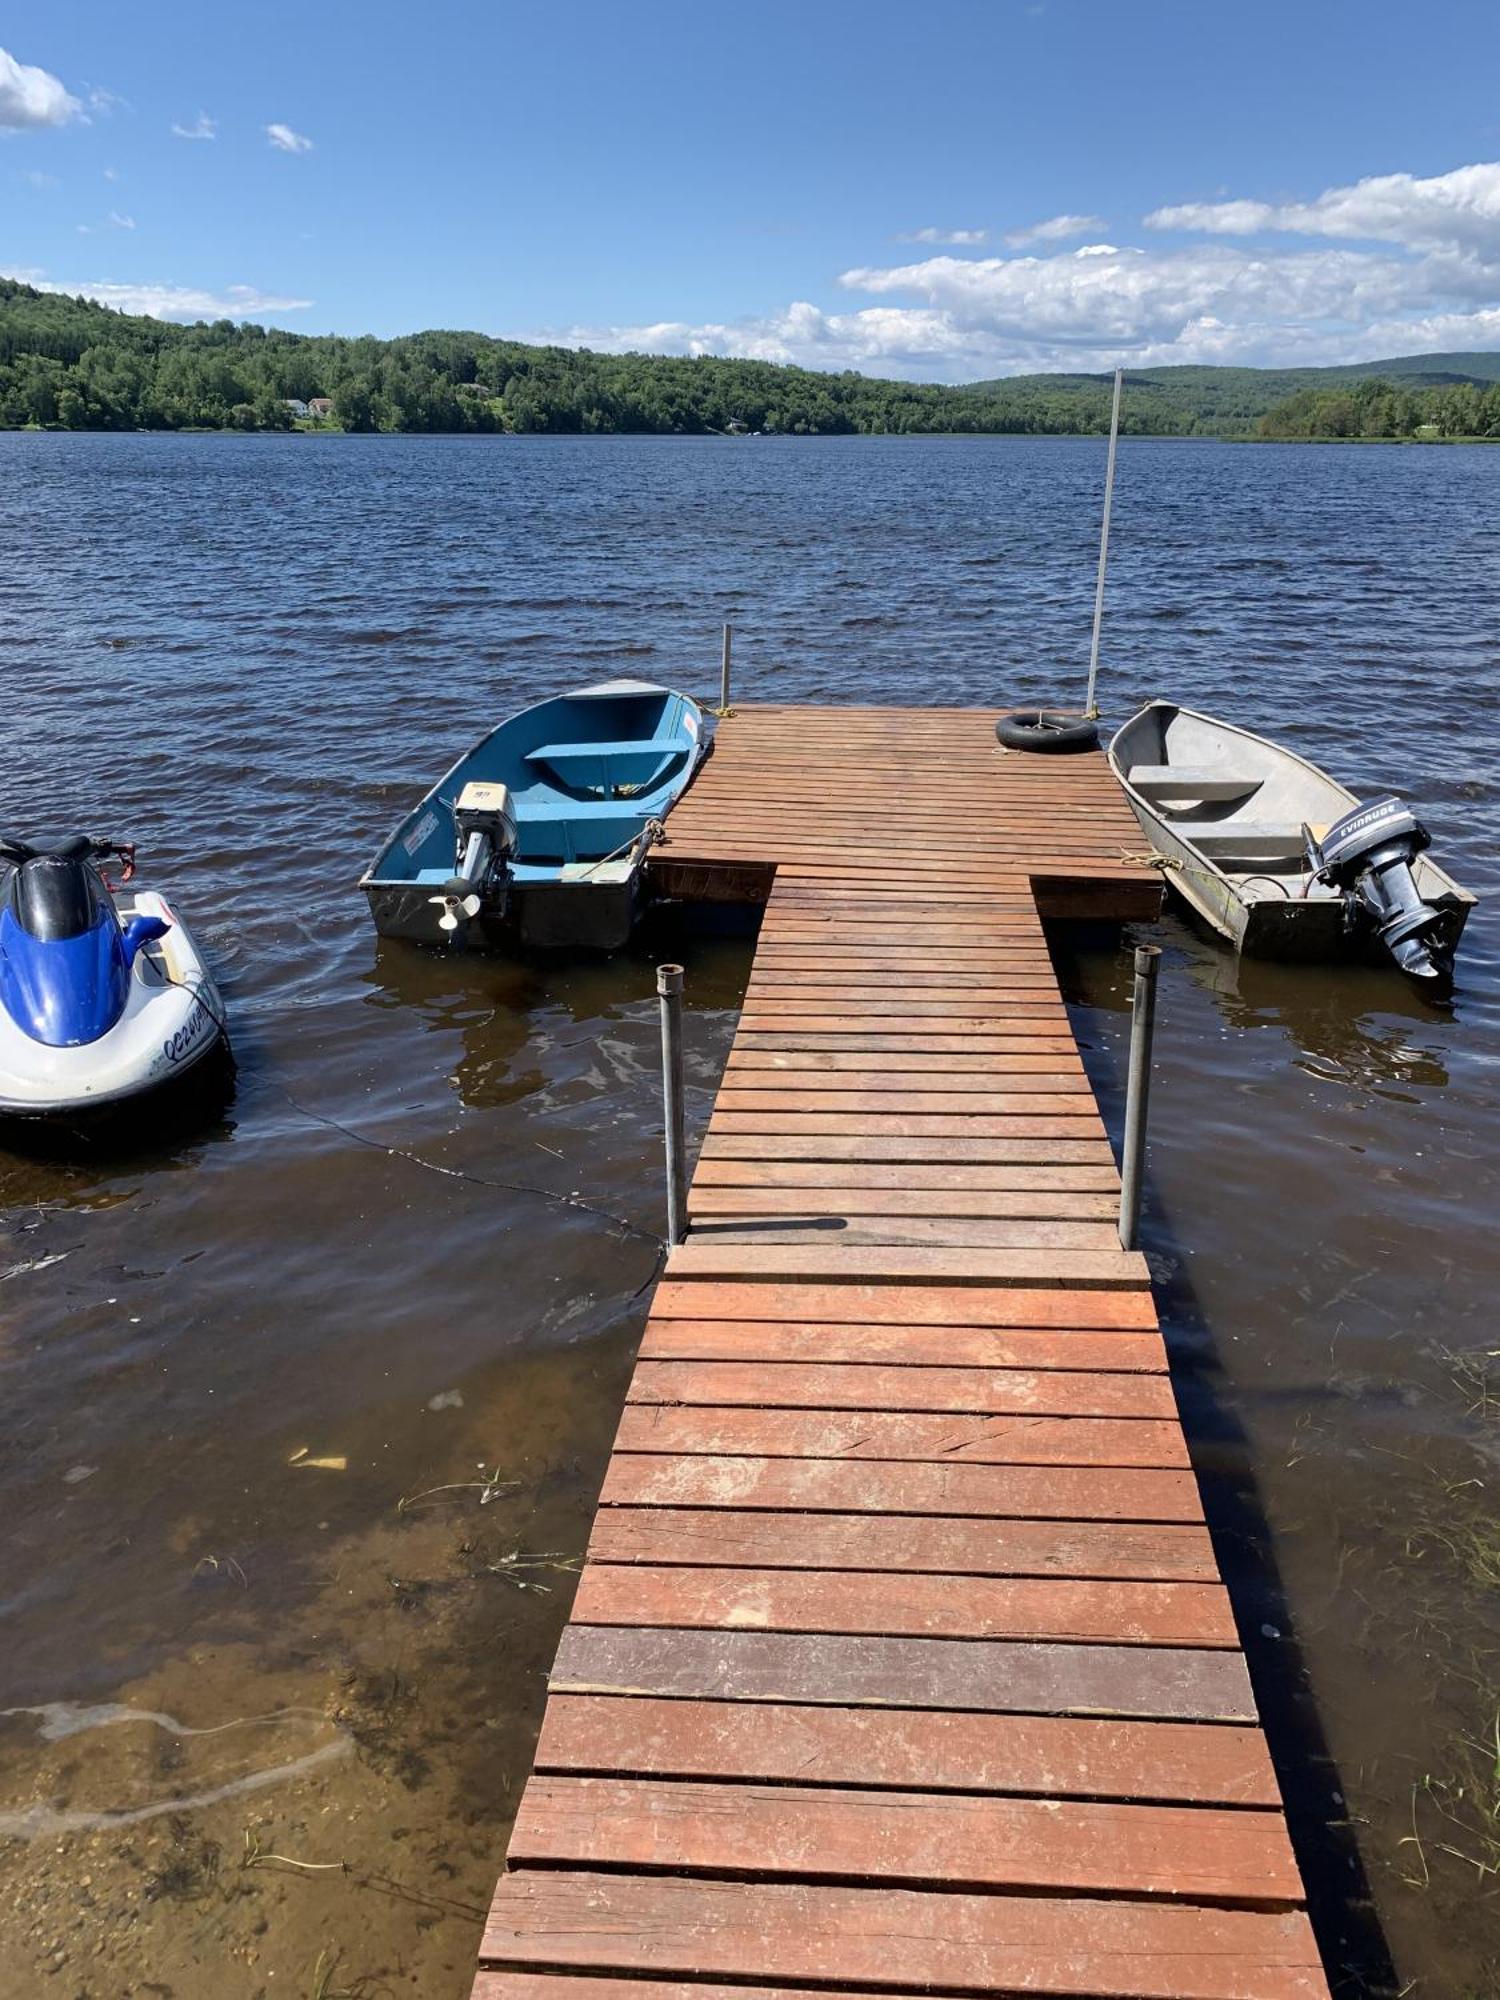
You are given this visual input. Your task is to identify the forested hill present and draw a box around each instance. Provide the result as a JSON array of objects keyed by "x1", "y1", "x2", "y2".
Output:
[{"x1": 3, "y1": 279, "x2": 1499, "y2": 437}]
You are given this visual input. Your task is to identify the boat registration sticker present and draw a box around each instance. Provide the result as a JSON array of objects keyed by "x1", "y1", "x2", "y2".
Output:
[{"x1": 402, "y1": 809, "x2": 439, "y2": 856}]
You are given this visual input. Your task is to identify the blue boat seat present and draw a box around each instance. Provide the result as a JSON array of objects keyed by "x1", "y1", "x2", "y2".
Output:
[
  {"x1": 525, "y1": 738, "x2": 686, "y2": 799},
  {"x1": 527, "y1": 739, "x2": 682, "y2": 767},
  {"x1": 514, "y1": 801, "x2": 653, "y2": 863}
]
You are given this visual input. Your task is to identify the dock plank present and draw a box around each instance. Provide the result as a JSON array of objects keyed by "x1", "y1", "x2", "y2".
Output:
[
  {"x1": 532, "y1": 1694, "x2": 1282, "y2": 1804},
  {"x1": 569, "y1": 1564, "x2": 1238, "y2": 1646},
  {"x1": 480, "y1": 1872, "x2": 1325, "y2": 1996},
  {"x1": 549, "y1": 1625, "x2": 1257, "y2": 1719},
  {"x1": 586, "y1": 1508, "x2": 1216, "y2": 1579},
  {"x1": 599, "y1": 1452, "x2": 1205, "y2": 1520}
]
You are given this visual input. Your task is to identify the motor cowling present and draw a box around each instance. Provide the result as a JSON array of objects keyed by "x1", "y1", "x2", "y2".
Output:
[
  {"x1": 429, "y1": 782, "x2": 520, "y2": 936},
  {"x1": 1306, "y1": 796, "x2": 1450, "y2": 982}
]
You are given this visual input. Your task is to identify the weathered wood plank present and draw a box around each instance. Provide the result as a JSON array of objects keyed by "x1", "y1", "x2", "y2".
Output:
[
  {"x1": 549, "y1": 1626, "x2": 1257, "y2": 1719},
  {"x1": 650, "y1": 1279, "x2": 1157, "y2": 1326},
  {"x1": 587, "y1": 1508, "x2": 1215, "y2": 1579},
  {"x1": 637, "y1": 1319, "x2": 1168, "y2": 1372},
  {"x1": 479, "y1": 1872, "x2": 1325, "y2": 1994},
  {"x1": 600, "y1": 1452, "x2": 1204, "y2": 1521},
  {"x1": 687, "y1": 1217, "x2": 1127, "y2": 1249},
  {"x1": 691, "y1": 1186, "x2": 1119, "y2": 1219},
  {"x1": 508, "y1": 1775, "x2": 1300, "y2": 1902},
  {"x1": 662, "y1": 1243, "x2": 1148, "y2": 1289},
  {"x1": 699, "y1": 1132, "x2": 1117, "y2": 1160},
  {"x1": 692, "y1": 1162, "x2": 1122, "y2": 1192},
  {"x1": 613, "y1": 1404, "x2": 1188, "y2": 1468},
  {"x1": 569, "y1": 1564, "x2": 1236, "y2": 1646},
  {"x1": 626, "y1": 1359, "x2": 1176, "y2": 1416},
  {"x1": 532, "y1": 1694, "x2": 1282, "y2": 1805}
]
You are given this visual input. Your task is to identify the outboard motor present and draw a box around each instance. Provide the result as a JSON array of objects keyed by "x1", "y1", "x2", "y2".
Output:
[
  {"x1": 1304, "y1": 797, "x2": 1451, "y2": 983},
  {"x1": 0, "y1": 836, "x2": 164, "y2": 1046},
  {"x1": 428, "y1": 782, "x2": 519, "y2": 936}
]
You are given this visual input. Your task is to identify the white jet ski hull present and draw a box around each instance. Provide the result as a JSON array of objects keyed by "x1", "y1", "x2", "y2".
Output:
[{"x1": 0, "y1": 891, "x2": 227, "y2": 1116}]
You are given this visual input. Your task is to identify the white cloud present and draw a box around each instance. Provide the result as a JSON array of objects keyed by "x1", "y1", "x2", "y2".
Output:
[
  {"x1": 0, "y1": 46, "x2": 81, "y2": 129},
  {"x1": 2, "y1": 269, "x2": 313, "y2": 321},
  {"x1": 103, "y1": 165, "x2": 118, "y2": 181},
  {"x1": 171, "y1": 112, "x2": 216, "y2": 141},
  {"x1": 536, "y1": 161, "x2": 1500, "y2": 383},
  {"x1": 107, "y1": 210, "x2": 134, "y2": 230},
  {"x1": 86, "y1": 86, "x2": 126, "y2": 116},
  {"x1": 21, "y1": 167, "x2": 59, "y2": 188},
  {"x1": 1005, "y1": 212, "x2": 1104, "y2": 247},
  {"x1": 1146, "y1": 162, "x2": 1500, "y2": 257},
  {"x1": 896, "y1": 227, "x2": 988, "y2": 246},
  {"x1": 266, "y1": 122, "x2": 313, "y2": 154}
]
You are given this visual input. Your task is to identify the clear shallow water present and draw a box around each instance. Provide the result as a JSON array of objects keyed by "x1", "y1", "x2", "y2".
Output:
[{"x1": 1, "y1": 432, "x2": 1498, "y2": 1996}]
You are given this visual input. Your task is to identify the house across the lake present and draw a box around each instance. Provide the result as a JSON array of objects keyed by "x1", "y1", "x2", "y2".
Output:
[
  {"x1": 283, "y1": 398, "x2": 309, "y2": 418},
  {"x1": 308, "y1": 397, "x2": 335, "y2": 419}
]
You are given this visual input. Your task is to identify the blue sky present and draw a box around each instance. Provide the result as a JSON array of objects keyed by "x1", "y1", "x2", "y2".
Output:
[{"x1": 6, "y1": 0, "x2": 1500, "y2": 379}]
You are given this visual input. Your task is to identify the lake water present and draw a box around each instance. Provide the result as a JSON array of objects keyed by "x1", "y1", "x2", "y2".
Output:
[{"x1": 1, "y1": 431, "x2": 1497, "y2": 1997}]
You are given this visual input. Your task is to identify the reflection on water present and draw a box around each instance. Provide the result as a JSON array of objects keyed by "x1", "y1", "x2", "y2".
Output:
[{"x1": 1, "y1": 432, "x2": 1498, "y2": 1994}]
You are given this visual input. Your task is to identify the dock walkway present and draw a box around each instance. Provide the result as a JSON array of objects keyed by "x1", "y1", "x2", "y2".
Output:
[{"x1": 474, "y1": 707, "x2": 1329, "y2": 1999}]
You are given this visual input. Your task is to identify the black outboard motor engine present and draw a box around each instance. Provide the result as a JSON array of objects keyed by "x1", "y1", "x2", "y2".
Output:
[{"x1": 1305, "y1": 797, "x2": 1450, "y2": 982}]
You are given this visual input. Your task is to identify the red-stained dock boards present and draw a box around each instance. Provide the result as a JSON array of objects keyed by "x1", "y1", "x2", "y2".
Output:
[{"x1": 472, "y1": 705, "x2": 1329, "y2": 2000}]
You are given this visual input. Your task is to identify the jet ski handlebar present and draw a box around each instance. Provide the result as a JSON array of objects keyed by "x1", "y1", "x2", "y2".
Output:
[{"x1": 0, "y1": 835, "x2": 137, "y2": 883}]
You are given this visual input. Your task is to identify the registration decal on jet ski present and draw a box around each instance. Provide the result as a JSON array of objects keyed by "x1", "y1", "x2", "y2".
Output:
[{"x1": 163, "y1": 1001, "x2": 213, "y2": 1065}]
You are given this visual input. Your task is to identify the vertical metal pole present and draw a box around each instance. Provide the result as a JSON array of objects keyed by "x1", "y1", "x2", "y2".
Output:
[
  {"x1": 720, "y1": 623, "x2": 732, "y2": 713},
  {"x1": 1085, "y1": 365, "x2": 1124, "y2": 720},
  {"x1": 657, "y1": 963, "x2": 688, "y2": 1245},
  {"x1": 1117, "y1": 944, "x2": 1160, "y2": 1251}
]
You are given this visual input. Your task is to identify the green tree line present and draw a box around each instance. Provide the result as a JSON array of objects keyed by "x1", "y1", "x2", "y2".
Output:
[
  {"x1": 1256, "y1": 374, "x2": 1500, "y2": 440},
  {"x1": 4, "y1": 279, "x2": 1499, "y2": 440}
]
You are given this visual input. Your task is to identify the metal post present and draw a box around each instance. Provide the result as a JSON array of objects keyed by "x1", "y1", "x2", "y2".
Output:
[
  {"x1": 720, "y1": 623, "x2": 732, "y2": 713},
  {"x1": 657, "y1": 963, "x2": 688, "y2": 1245},
  {"x1": 1085, "y1": 365, "x2": 1123, "y2": 720},
  {"x1": 1117, "y1": 944, "x2": 1160, "y2": 1251}
]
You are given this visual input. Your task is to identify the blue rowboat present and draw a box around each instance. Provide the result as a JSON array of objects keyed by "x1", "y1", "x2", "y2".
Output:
[{"x1": 360, "y1": 679, "x2": 709, "y2": 949}]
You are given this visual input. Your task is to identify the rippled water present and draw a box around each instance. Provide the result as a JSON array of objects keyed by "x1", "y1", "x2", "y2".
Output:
[{"x1": 1, "y1": 433, "x2": 1497, "y2": 1996}]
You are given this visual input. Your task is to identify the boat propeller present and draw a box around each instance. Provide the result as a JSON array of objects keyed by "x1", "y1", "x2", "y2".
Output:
[
  {"x1": 1304, "y1": 797, "x2": 1453, "y2": 984},
  {"x1": 428, "y1": 880, "x2": 484, "y2": 934}
]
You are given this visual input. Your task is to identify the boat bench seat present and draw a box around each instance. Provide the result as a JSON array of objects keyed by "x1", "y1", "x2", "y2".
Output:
[
  {"x1": 1129, "y1": 766, "x2": 1262, "y2": 802},
  {"x1": 520, "y1": 801, "x2": 649, "y2": 825},
  {"x1": 526, "y1": 739, "x2": 681, "y2": 768},
  {"x1": 1175, "y1": 822, "x2": 1309, "y2": 859}
]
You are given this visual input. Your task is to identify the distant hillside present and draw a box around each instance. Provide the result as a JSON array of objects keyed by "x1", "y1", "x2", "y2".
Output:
[
  {"x1": 964, "y1": 355, "x2": 1500, "y2": 433},
  {"x1": 2, "y1": 279, "x2": 1498, "y2": 438}
]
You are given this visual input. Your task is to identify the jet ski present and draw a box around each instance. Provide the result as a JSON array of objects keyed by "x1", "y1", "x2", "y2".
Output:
[{"x1": 0, "y1": 835, "x2": 227, "y2": 1118}]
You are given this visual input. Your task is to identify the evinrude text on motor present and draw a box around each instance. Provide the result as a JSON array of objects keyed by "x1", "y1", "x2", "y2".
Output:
[
  {"x1": 0, "y1": 834, "x2": 228, "y2": 1117},
  {"x1": 1304, "y1": 798, "x2": 1454, "y2": 983}
]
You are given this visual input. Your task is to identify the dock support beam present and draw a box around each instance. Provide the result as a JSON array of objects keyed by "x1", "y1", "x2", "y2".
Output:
[
  {"x1": 1118, "y1": 942, "x2": 1160, "y2": 1251},
  {"x1": 720, "y1": 623, "x2": 733, "y2": 714},
  {"x1": 657, "y1": 963, "x2": 688, "y2": 1245}
]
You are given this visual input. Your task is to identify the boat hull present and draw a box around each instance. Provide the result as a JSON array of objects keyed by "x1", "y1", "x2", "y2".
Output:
[{"x1": 364, "y1": 866, "x2": 642, "y2": 951}]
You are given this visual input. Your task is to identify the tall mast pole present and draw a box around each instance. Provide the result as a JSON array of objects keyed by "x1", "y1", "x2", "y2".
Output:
[{"x1": 1085, "y1": 365, "x2": 1123, "y2": 719}]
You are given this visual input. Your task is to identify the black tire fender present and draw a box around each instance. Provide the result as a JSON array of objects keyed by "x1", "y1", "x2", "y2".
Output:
[{"x1": 995, "y1": 710, "x2": 1100, "y2": 754}]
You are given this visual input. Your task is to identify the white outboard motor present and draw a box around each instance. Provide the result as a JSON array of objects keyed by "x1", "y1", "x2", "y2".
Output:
[
  {"x1": 1305, "y1": 796, "x2": 1451, "y2": 982},
  {"x1": 428, "y1": 781, "x2": 519, "y2": 936}
]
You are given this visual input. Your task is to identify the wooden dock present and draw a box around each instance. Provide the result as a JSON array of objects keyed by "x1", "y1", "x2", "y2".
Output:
[{"x1": 473, "y1": 707, "x2": 1329, "y2": 2000}]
